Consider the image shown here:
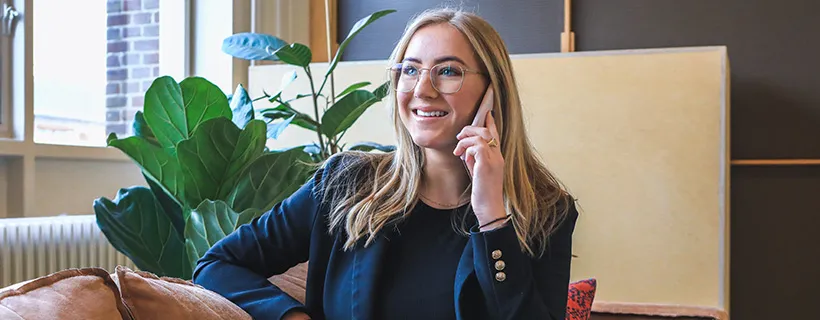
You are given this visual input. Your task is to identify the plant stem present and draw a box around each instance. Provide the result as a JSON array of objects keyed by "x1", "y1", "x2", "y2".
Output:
[{"x1": 304, "y1": 66, "x2": 327, "y2": 157}]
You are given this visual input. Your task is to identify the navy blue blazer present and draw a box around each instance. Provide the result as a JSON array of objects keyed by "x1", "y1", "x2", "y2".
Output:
[{"x1": 193, "y1": 155, "x2": 579, "y2": 320}]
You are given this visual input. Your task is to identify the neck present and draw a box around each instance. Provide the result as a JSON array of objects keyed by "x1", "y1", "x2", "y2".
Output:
[{"x1": 419, "y1": 147, "x2": 471, "y2": 208}]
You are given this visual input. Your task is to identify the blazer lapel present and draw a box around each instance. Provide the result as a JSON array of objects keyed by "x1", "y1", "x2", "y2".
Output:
[
  {"x1": 454, "y1": 239, "x2": 476, "y2": 320},
  {"x1": 351, "y1": 234, "x2": 389, "y2": 320}
]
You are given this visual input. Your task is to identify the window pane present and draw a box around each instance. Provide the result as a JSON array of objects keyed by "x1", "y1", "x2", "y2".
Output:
[{"x1": 34, "y1": 0, "x2": 163, "y2": 147}]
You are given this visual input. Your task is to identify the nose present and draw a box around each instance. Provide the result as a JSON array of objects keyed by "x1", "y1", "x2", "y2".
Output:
[{"x1": 413, "y1": 70, "x2": 439, "y2": 100}]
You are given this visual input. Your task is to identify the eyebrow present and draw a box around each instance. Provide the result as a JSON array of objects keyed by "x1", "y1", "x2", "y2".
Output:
[{"x1": 402, "y1": 55, "x2": 468, "y2": 65}]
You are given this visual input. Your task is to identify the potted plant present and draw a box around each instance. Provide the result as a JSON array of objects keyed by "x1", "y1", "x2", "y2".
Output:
[{"x1": 93, "y1": 9, "x2": 396, "y2": 280}]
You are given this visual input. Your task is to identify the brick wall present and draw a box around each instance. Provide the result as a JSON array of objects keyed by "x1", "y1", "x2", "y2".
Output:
[{"x1": 106, "y1": 0, "x2": 159, "y2": 136}]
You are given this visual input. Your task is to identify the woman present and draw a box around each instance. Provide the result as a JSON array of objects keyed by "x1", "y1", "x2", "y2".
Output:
[{"x1": 193, "y1": 8, "x2": 579, "y2": 320}]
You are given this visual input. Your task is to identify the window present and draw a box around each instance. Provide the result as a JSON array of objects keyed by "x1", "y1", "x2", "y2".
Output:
[
  {"x1": 32, "y1": 0, "x2": 180, "y2": 147},
  {"x1": 0, "y1": 2, "x2": 15, "y2": 138}
]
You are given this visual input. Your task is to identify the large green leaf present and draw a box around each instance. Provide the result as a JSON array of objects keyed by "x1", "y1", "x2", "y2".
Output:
[
  {"x1": 267, "y1": 114, "x2": 296, "y2": 139},
  {"x1": 176, "y1": 117, "x2": 265, "y2": 206},
  {"x1": 336, "y1": 81, "x2": 371, "y2": 99},
  {"x1": 133, "y1": 111, "x2": 159, "y2": 146},
  {"x1": 261, "y1": 105, "x2": 319, "y2": 132},
  {"x1": 227, "y1": 147, "x2": 315, "y2": 212},
  {"x1": 94, "y1": 186, "x2": 191, "y2": 279},
  {"x1": 324, "y1": 9, "x2": 396, "y2": 80},
  {"x1": 230, "y1": 84, "x2": 255, "y2": 129},
  {"x1": 143, "y1": 173, "x2": 185, "y2": 237},
  {"x1": 219, "y1": 120, "x2": 267, "y2": 200},
  {"x1": 184, "y1": 200, "x2": 264, "y2": 271},
  {"x1": 222, "y1": 32, "x2": 288, "y2": 61},
  {"x1": 107, "y1": 133, "x2": 182, "y2": 203},
  {"x1": 143, "y1": 76, "x2": 232, "y2": 149},
  {"x1": 272, "y1": 43, "x2": 312, "y2": 67},
  {"x1": 320, "y1": 90, "x2": 378, "y2": 137}
]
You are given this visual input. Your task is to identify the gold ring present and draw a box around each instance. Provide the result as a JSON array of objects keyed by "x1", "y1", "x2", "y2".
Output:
[{"x1": 487, "y1": 138, "x2": 498, "y2": 148}]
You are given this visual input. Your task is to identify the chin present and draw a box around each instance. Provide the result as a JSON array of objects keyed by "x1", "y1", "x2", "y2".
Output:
[{"x1": 410, "y1": 134, "x2": 454, "y2": 151}]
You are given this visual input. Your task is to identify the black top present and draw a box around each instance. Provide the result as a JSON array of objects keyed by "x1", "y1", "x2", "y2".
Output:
[{"x1": 374, "y1": 201, "x2": 475, "y2": 320}]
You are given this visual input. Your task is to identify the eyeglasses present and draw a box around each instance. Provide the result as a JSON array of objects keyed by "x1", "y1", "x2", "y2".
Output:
[{"x1": 387, "y1": 62, "x2": 486, "y2": 94}]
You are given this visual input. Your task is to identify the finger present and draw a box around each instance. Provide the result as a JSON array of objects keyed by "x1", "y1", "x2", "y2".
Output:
[
  {"x1": 485, "y1": 111, "x2": 500, "y2": 141},
  {"x1": 453, "y1": 136, "x2": 486, "y2": 157},
  {"x1": 456, "y1": 126, "x2": 493, "y2": 141}
]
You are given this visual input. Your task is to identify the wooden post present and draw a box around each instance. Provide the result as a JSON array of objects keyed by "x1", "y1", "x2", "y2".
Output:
[{"x1": 561, "y1": 0, "x2": 575, "y2": 52}]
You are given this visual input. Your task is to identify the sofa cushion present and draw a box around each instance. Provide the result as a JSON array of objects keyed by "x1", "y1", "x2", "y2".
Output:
[
  {"x1": 567, "y1": 278, "x2": 598, "y2": 320},
  {"x1": 113, "y1": 266, "x2": 251, "y2": 320},
  {"x1": 268, "y1": 262, "x2": 309, "y2": 304},
  {"x1": 0, "y1": 267, "x2": 131, "y2": 320}
]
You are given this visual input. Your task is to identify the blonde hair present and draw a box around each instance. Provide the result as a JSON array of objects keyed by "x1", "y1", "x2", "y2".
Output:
[{"x1": 323, "y1": 8, "x2": 572, "y2": 257}]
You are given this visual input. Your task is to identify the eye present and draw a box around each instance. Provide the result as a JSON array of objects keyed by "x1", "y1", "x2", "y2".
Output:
[
  {"x1": 401, "y1": 65, "x2": 418, "y2": 76},
  {"x1": 437, "y1": 65, "x2": 462, "y2": 77}
]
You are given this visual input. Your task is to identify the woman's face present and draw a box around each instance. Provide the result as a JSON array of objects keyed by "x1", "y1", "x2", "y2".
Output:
[{"x1": 397, "y1": 23, "x2": 489, "y2": 151}]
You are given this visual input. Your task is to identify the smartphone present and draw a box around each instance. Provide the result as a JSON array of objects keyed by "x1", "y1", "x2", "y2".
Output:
[{"x1": 461, "y1": 86, "x2": 495, "y2": 175}]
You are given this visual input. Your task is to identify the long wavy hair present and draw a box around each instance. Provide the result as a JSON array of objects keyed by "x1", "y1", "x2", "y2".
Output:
[{"x1": 323, "y1": 8, "x2": 572, "y2": 257}]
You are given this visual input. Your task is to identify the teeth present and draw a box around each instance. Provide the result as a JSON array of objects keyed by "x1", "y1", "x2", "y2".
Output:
[{"x1": 415, "y1": 110, "x2": 447, "y2": 117}]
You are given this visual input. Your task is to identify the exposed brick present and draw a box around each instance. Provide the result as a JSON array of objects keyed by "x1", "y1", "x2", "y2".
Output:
[
  {"x1": 106, "y1": 83, "x2": 120, "y2": 94},
  {"x1": 107, "y1": 69, "x2": 128, "y2": 81},
  {"x1": 133, "y1": 12, "x2": 152, "y2": 24},
  {"x1": 106, "y1": 110, "x2": 121, "y2": 122},
  {"x1": 123, "y1": 109, "x2": 139, "y2": 122},
  {"x1": 123, "y1": 53, "x2": 141, "y2": 66},
  {"x1": 154, "y1": 12, "x2": 159, "y2": 23},
  {"x1": 131, "y1": 96, "x2": 145, "y2": 107},
  {"x1": 107, "y1": 14, "x2": 129, "y2": 27},
  {"x1": 134, "y1": 39, "x2": 158, "y2": 51},
  {"x1": 143, "y1": 80, "x2": 153, "y2": 91},
  {"x1": 107, "y1": 96, "x2": 128, "y2": 108},
  {"x1": 107, "y1": 0, "x2": 122, "y2": 13},
  {"x1": 107, "y1": 124, "x2": 128, "y2": 135},
  {"x1": 123, "y1": 0, "x2": 141, "y2": 12},
  {"x1": 143, "y1": 25, "x2": 159, "y2": 37},
  {"x1": 107, "y1": 41, "x2": 128, "y2": 53},
  {"x1": 107, "y1": 55, "x2": 120, "y2": 67},
  {"x1": 132, "y1": 67, "x2": 151, "y2": 78},
  {"x1": 143, "y1": 53, "x2": 159, "y2": 64},
  {"x1": 152, "y1": 66, "x2": 159, "y2": 77},
  {"x1": 143, "y1": 0, "x2": 159, "y2": 10},
  {"x1": 107, "y1": 28, "x2": 121, "y2": 41},
  {"x1": 124, "y1": 26, "x2": 141, "y2": 38},
  {"x1": 126, "y1": 81, "x2": 141, "y2": 94}
]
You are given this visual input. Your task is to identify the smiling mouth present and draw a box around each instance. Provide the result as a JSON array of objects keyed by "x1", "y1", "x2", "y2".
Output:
[{"x1": 413, "y1": 109, "x2": 449, "y2": 118}]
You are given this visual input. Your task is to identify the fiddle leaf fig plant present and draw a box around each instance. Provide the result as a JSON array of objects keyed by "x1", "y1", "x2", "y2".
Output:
[
  {"x1": 94, "y1": 9, "x2": 397, "y2": 280},
  {"x1": 222, "y1": 9, "x2": 398, "y2": 159}
]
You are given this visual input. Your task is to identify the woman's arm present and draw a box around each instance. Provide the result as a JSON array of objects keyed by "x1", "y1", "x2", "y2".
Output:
[
  {"x1": 192, "y1": 156, "x2": 340, "y2": 320},
  {"x1": 470, "y1": 199, "x2": 580, "y2": 320}
]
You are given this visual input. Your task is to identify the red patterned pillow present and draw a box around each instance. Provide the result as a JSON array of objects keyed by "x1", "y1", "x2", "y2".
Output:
[{"x1": 566, "y1": 278, "x2": 597, "y2": 320}]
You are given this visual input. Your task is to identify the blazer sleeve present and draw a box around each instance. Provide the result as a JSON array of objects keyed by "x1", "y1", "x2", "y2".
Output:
[
  {"x1": 192, "y1": 155, "x2": 340, "y2": 320},
  {"x1": 470, "y1": 197, "x2": 580, "y2": 320}
]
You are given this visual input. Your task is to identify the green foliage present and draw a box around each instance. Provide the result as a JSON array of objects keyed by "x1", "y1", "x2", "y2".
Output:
[{"x1": 95, "y1": 9, "x2": 396, "y2": 280}]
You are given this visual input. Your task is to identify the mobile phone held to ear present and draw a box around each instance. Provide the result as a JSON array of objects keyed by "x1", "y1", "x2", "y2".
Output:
[
  {"x1": 461, "y1": 86, "x2": 495, "y2": 168},
  {"x1": 471, "y1": 86, "x2": 494, "y2": 128}
]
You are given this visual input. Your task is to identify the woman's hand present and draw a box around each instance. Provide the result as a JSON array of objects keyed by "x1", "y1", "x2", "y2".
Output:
[
  {"x1": 453, "y1": 112, "x2": 507, "y2": 229},
  {"x1": 282, "y1": 310, "x2": 312, "y2": 320}
]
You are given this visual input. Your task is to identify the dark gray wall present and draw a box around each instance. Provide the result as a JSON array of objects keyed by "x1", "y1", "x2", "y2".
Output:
[
  {"x1": 337, "y1": 0, "x2": 561, "y2": 60},
  {"x1": 338, "y1": 1, "x2": 820, "y2": 319}
]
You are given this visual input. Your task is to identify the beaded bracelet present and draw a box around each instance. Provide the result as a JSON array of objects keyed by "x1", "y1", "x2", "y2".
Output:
[{"x1": 479, "y1": 214, "x2": 512, "y2": 229}]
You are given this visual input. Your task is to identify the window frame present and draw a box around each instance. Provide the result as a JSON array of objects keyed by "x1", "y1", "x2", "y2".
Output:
[{"x1": 0, "y1": 0, "x2": 15, "y2": 138}]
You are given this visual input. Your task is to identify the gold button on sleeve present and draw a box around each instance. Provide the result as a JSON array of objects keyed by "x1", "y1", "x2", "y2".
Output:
[
  {"x1": 495, "y1": 272, "x2": 506, "y2": 282},
  {"x1": 491, "y1": 250, "x2": 502, "y2": 260},
  {"x1": 494, "y1": 260, "x2": 506, "y2": 271}
]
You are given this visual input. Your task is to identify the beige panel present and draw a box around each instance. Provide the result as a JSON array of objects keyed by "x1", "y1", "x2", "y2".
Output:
[
  {"x1": 248, "y1": 47, "x2": 730, "y2": 310},
  {"x1": 33, "y1": 159, "x2": 144, "y2": 217}
]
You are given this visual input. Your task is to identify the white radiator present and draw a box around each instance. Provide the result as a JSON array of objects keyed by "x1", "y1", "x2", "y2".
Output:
[{"x1": 0, "y1": 215, "x2": 137, "y2": 288}]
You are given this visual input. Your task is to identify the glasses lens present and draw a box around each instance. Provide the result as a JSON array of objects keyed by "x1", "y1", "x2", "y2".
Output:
[{"x1": 432, "y1": 64, "x2": 464, "y2": 94}]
